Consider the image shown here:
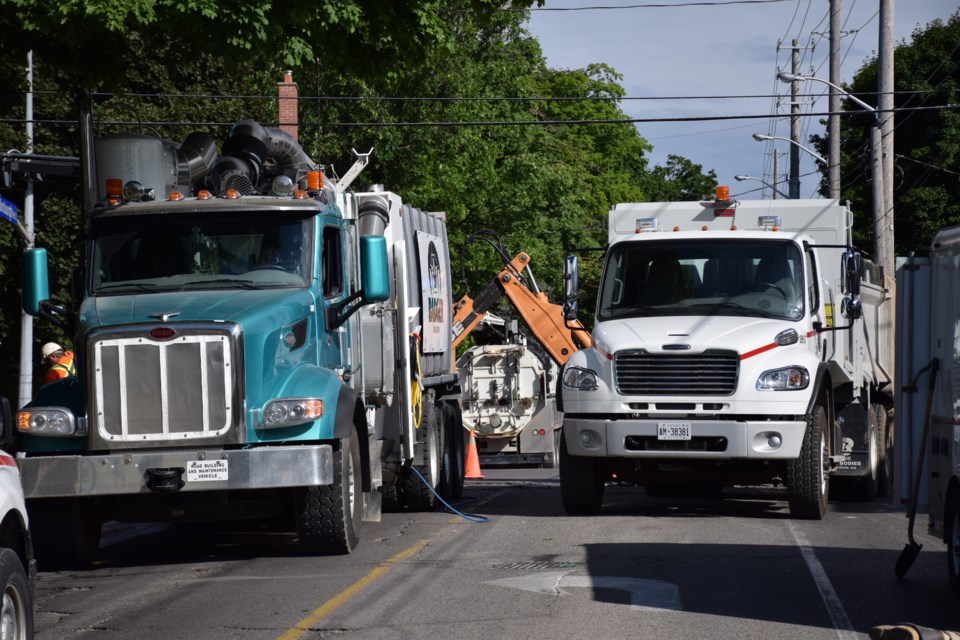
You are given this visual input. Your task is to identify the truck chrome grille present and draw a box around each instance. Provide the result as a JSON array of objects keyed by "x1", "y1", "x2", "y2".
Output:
[
  {"x1": 614, "y1": 350, "x2": 739, "y2": 396},
  {"x1": 91, "y1": 329, "x2": 238, "y2": 442}
]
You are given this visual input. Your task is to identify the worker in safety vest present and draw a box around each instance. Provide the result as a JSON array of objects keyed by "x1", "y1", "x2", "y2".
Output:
[{"x1": 41, "y1": 342, "x2": 76, "y2": 384}]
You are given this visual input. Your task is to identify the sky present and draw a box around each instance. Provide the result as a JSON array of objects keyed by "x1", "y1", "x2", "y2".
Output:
[{"x1": 526, "y1": 0, "x2": 958, "y2": 200}]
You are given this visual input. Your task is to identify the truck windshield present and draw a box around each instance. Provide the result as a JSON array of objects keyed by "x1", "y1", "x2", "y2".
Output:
[
  {"x1": 597, "y1": 238, "x2": 804, "y2": 321},
  {"x1": 89, "y1": 211, "x2": 314, "y2": 293}
]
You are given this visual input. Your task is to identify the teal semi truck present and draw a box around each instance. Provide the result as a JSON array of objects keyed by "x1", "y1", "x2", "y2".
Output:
[{"x1": 16, "y1": 100, "x2": 464, "y2": 566}]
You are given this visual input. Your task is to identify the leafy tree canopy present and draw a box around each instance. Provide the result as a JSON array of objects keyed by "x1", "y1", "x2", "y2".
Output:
[
  {"x1": 0, "y1": 0, "x2": 538, "y2": 89},
  {"x1": 0, "y1": 2, "x2": 717, "y2": 396}
]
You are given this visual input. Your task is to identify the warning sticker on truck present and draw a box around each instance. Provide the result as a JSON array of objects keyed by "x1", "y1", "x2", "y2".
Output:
[{"x1": 186, "y1": 459, "x2": 228, "y2": 482}]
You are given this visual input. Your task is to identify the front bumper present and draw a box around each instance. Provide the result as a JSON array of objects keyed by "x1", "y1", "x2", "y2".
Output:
[
  {"x1": 563, "y1": 417, "x2": 806, "y2": 459},
  {"x1": 18, "y1": 445, "x2": 333, "y2": 498}
]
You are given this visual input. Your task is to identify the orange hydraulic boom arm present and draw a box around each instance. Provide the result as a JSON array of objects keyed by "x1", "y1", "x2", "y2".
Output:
[{"x1": 451, "y1": 252, "x2": 591, "y2": 365}]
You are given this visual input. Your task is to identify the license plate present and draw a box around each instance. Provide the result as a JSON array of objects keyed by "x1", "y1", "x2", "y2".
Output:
[
  {"x1": 186, "y1": 459, "x2": 229, "y2": 482},
  {"x1": 657, "y1": 422, "x2": 691, "y2": 440}
]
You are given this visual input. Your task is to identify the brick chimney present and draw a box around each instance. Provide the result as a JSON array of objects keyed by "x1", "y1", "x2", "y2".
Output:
[{"x1": 278, "y1": 70, "x2": 298, "y2": 140}]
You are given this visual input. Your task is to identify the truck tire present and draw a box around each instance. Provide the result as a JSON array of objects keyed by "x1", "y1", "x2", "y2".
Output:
[
  {"x1": 295, "y1": 430, "x2": 361, "y2": 554},
  {"x1": 848, "y1": 407, "x2": 880, "y2": 501},
  {"x1": 786, "y1": 405, "x2": 829, "y2": 519},
  {"x1": 0, "y1": 548, "x2": 32, "y2": 639},
  {"x1": 559, "y1": 431, "x2": 604, "y2": 515},
  {"x1": 875, "y1": 404, "x2": 894, "y2": 498},
  {"x1": 402, "y1": 400, "x2": 441, "y2": 511},
  {"x1": 947, "y1": 489, "x2": 960, "y2": 596},
  {"x1": 29, "y1": 498, "x2": 101, "y2": 569}
]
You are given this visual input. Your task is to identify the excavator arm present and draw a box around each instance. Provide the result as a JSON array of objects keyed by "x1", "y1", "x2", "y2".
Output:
[{"x1": 452, "y1": 252, "x2": 590, "y2": 365}]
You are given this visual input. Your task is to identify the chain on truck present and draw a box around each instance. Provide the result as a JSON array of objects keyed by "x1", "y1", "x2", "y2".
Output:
[
  {"x1": 14, "y1": 94, "x2": 465, "y2": 567},
  {"x1": 559, "y1": 187, "x2": 895, "y2": 519}
]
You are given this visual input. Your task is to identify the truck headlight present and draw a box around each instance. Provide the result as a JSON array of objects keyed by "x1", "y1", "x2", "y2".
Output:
[
  {"x1": 16, "y1": 408, "x2": 81, "y2": 436},
  {"x1": 756, "y1": 366, "x2": 809, "y2": 391},
  {"x1": 262, "y1": 398, "x2": 323, "y2": 428},
  {"x1": 563, "y1": 366, "x2": 598, "y2": 391}
]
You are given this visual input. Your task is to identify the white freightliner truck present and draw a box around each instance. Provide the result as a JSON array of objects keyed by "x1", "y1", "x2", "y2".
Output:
[
  {"x1": 16, "y1": 97, "x2": 464, "y2": 566},
  {"x1": 559, "y1": 192, "x2": 894, "y2": 519}
]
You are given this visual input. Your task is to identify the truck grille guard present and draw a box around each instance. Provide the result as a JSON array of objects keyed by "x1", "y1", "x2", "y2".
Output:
[
  {"x1": 614, "y1": 349, "x2": 739, "y2": 396},
  {"x1": 87, "y1": 323, "x2": 245, "y2": 449}
]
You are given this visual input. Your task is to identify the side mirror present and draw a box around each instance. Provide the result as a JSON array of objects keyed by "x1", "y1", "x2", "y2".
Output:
[
  {"x1": 840, "y1": 250, "x2": 862, "y2": 321},
  {"x1": 563, "y1": 254, "x2": 579, "y2": 321},
  {"x1": 841, "y1": 250, "x2": 861, "y2": 297},
  {"x1": 360, "y1": 235, "x2": 389, "y2": 302},
  {"x1": 22, "y1": 247, "x2": 50, "y2": 316}
]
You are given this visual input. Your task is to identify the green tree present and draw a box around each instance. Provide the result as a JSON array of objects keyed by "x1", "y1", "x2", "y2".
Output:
[
  {"x1": 0, "y1": 0, "x2": 538, "y2": 89},
  {"x1": 645, "y1": 154, "x2": 718, "y2": 202},
  {"x1": 811, "y1": 10, "x2": 960, "y2": 256},
  {"x1": 0, "y1": 2, "x2": 718, "y2": 397}
]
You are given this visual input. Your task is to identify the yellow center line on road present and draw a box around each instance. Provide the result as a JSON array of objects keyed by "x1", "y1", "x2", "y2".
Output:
[
  {"x1": 277, "y1": 537, "x2": 432, "y2": 640},
  {"x1": 277, "y1": 487, "x2": 505, "y2": 640}
]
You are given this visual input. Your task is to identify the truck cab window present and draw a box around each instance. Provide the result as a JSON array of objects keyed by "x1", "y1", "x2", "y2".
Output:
[
  {"x1": 597, "y1": 238, "x2": 804, "y2": 321},
  {"x1": 90, "y1": 212, "x2": 313, "y2": 292},
  {"x1": 322, "y1": 225, "x2": 343, "y2": 297}
]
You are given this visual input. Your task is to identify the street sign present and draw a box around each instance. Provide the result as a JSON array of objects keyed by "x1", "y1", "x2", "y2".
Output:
[{"x1": 0, "y1": 194, "x2": 18, "y2": 224}]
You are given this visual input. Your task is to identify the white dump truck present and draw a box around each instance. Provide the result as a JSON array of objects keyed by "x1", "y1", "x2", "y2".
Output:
[{"x1": 560, "y1": 191, "x2": 894, "y2": 519}]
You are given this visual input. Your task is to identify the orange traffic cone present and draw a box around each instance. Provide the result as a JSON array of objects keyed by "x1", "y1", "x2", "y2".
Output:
[{"x1": 464, "y1": 428, "x2": 484, "y2": 479}]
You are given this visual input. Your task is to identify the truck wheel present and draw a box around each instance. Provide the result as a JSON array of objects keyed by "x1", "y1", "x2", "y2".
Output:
[
  {"x1": 947, "y1": 490, "x2": 960, "y2": 596},
  {"x1": 295, "y1": 430, "x2": 362, "y2": 554},
  {"x1": 0, "y1": 548, "x2": 33, "y2": 639},
  {"x1": 559, "y1": 431, "x2": 604, "y2": 515},
  {"x1": 849, "y1": 407, "x2": 880, "y2": 501},
  {"x1": 29, "y1": 498, "x2": 101, "y2": 569},
  {"x1": 402, "y1": 400, "x2": 441, "y2": 511},
  {"x1": 786, "y1": 405, "x2": 829, "y2": 519},
  {"x1": 875, "y1": 404, "x2": 894, "y2": 498}
]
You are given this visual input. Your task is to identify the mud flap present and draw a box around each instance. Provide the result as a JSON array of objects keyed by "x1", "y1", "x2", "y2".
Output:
[{"x1": 831, "y1": 402, "x2": 869, "y2": 477}]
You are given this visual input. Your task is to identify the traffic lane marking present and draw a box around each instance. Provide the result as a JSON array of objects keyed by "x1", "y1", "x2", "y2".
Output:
[
  {"x1": 786, "y1": 520, "x2": 858, "y2": 640},
  {"x1": 277, "y1": 538, "x2": 431, "y2": 640},
  {"x1": 277, "y1": 488, "x2": 506, "y2": 640}
]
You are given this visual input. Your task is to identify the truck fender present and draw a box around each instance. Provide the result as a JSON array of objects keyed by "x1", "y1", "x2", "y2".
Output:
[
  {"x1": 803, "y1": 362, "x2": 831, "y2": 415},
  {"x1": 804, "y1": 362, "x2": 834, "y2": 447},
  {"x1": 334, "y1": 385, "x2": 371, "y2": 493}
]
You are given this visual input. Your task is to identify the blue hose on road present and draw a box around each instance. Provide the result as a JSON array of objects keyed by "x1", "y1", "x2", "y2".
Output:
[{"x1": 410, "y1": 466, "x2": 490, "y2": 523}]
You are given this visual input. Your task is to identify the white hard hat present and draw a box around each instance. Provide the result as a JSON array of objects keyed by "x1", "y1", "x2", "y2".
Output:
[{"x1": 41, "y1": 342, "x2": 63, "y2": 359}]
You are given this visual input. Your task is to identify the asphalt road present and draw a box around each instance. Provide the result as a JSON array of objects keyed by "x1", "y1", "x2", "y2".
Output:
[{"x1": 33, "y1": 468, "x2": 960, "y2": 639}]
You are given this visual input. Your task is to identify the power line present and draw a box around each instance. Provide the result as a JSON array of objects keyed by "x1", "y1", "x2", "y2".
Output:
[
  {"x1": 2, "y1": 104, "x2": 954, "y2": 129},
  {"x1": 21, "y1": 88, "x2": 940, "y2": 104},
  {"x1": 508, "y1": 0, "x2": 792, "y2": 10}
]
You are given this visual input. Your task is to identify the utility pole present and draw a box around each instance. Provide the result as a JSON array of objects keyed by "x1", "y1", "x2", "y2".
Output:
[
  {"x1": 789, "y1": 39, "x2": 801, "y2": 199},
  {"x1": 772, "y1": 150, "x2": 780, "y2": 200},
  {"x1": 828, "y1": 0, "x2": 841, "y2": 200},
  {"x1": 18, "y1": 51, "x2": 35, "y2": 409},
  {"x1": 878, "y1": 0, "x2": 895, "y2": 275}
]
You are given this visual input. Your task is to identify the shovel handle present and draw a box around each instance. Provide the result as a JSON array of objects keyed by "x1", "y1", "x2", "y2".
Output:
[{"x1": 905, "y1": 358, "x2": 939, "y2": 545}]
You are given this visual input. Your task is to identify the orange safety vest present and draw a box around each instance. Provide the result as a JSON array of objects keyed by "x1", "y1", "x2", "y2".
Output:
[{"x1": 43, "y1": 351, "x2": 76, "y2": 384}]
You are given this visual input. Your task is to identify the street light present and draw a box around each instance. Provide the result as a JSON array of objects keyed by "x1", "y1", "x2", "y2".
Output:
[
  {"x1": 734, "y1": 174, "x2": 789, "y2": 199},
  {"x1": 777, "y1": 71, "x2": 891, "y2": 277},
  {"x1": 752, "y1": 133, "x2": 826, "y2": 165}
]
